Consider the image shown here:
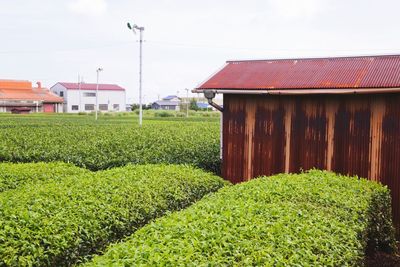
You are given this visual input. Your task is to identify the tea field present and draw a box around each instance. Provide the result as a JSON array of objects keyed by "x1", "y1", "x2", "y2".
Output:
[
  {"x1": 87, "y1": 170, "x2": 397, "y2": 266},
  {"x1": 0, "y1": 113, "x2": 398, "y2": 266},
  {"x1": 0, "y1": 162, "x2": 227, "y2": 266},
  {"x1": 0, "y1": 113, "x2": 221, "y2": 173}
]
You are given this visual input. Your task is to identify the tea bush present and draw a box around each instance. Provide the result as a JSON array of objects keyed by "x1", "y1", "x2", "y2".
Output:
[
  {"x1": 0, "y1": 162, "x2": 88, "y2": 192},
  {"x1": 0, "y1": 164, "x2": 227, "y2": 266},
  {"x1": 0, "y1": 118, "x2": 220, "y2": 173},
  {"x1": 87, "y1": 170, "x2": 396, "y2": 266}
]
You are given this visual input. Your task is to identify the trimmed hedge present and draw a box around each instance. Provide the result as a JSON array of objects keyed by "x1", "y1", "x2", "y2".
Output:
[
  {"x1": 87, "y1": 170, "x2": 397, "y2": 266},
  {"x1": 0, "y1": 162, "x2": 88, "y2": 192},
  {"x1": 0, "y1": 119, "x2": 221, "y2": 174},
  {"x1": 0, "y1": 164, "x2": 227, "y2": 266}
]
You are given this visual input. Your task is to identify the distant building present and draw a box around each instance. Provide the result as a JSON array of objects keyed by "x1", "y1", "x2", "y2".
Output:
[
  {"x1": 179, "y1": 96, "x2": 222, "y2": 110},
  {"x1": 151, "y1": 95, "x2": 181, "y2": 111},
  {"x1": 151, "y1": 100, "x2": 181, "y2": 110},
  {"x1": 50, "y1": 82, "x2": 126, "y2": 113},
  {"x1": 0, "y1": 80, "x2": 63, "y2": 113},
  {"x1": 162, "y1": 95, "x2": 181, "y2": 102},
  {"x1": 196, "y1": 102, "x2": 211, "y2": 109}
]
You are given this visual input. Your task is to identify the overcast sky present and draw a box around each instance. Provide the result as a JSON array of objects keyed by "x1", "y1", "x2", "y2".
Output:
[{"x1": 1, "y1": 0, "x2": 400, "y2": 103}]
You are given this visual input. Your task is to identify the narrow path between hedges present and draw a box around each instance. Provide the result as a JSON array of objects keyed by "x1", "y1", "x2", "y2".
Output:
[{"x1": 366, "y1": 242, "x2": 400, "y2": 267}]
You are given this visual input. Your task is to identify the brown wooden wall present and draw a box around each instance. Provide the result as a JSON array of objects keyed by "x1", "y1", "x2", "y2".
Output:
[{"x1": 222, "y1": 93, "x2": 400, "y2": 235}]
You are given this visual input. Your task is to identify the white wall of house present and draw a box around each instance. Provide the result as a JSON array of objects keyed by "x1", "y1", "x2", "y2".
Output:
[
  {"x1": 51, "y1": 84, "x2": 126, "y2": 113},
  {"x1": 50, "y1": 83, "x2": 68, "y2": 112}
]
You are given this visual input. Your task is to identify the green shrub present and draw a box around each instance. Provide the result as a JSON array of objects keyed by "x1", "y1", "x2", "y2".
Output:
[
  {"x1": 0, "y1": 162, "x2": 88, "y2": 192},
  {"x1": 0, "y1": 164, "x2": 227, "y2": 266},
  {"x1": 87, "y1": 170, "x2": 396, "y2": 266},
  {"x1": 154, "y1": 111, "x2": 174, "y2": 117},
  {"x1": 176, "y1": 112, "x2": 186, "y2": 117}
]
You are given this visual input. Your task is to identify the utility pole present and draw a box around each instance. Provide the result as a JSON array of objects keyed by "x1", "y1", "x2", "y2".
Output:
[
  {"x1": 127, "y1": 22, "x2": 145, "y2": 127},
  {"x1": 185, "y1": 88, "x2": 189, "y2": 117},
  {"x1": 95, "y1": 67, "x2": 103, "y2": 121}
]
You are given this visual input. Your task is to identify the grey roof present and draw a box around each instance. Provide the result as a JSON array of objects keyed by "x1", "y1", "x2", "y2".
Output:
[
  {"x1": 153, "y1": 100, "x2": 180, "y2": 106},
  {"x1": 162, "y1": 95, "x2": 180, "y2": 100}
]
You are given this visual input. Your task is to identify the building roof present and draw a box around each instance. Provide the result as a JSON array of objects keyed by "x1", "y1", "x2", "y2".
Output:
[
  {"x1": 0, "y1": 80, "x2": 63, "y2": 103},
  {"x1": 153, "y1": 100, "x2": 180, "y2": 106},
  {"x1": 162, "y1": 95, "x2": 180, "y2": 100},
  {"x1": 196, "y1": 102, "x2": 210, "y2": 109},
  {"x1": 56, "y1": 82, "x2": 125, "y2": 91},
  {"x1": 196, "y1": 55, "x2": 400, "y2": 94}
]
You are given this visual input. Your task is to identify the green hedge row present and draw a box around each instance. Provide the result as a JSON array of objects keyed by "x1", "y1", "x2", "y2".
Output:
[
  {"x1": 0, "y1": 119, "x2": 221, "y2": 173},
  {"x1": 0, "y1": 162, "x2": 88, "y2": 192},
  {"x1": 0, "y1": 164, "x2": 227, "y2": 266},
  {"x1": 87, "y1": 170, "x2": 396, "y2": 266}
]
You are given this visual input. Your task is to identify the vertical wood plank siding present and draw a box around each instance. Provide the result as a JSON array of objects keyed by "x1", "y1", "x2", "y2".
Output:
[{"x1": 222, "y1": 93, "x2": 400, "y2": 235}]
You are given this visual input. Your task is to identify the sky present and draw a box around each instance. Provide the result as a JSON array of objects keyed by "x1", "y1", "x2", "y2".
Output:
[{"x1": 1, "y1": 0, "x2": 400, "y2": 104}]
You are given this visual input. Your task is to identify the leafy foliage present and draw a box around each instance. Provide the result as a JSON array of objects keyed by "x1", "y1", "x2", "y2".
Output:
[
  {"x1": 0, "y1": 162, "x2": 88, "y2": 192},
  {"x1": 87, "y1": 170, "x2": 396, "y2": 266},
  {"x1": 0, "y1": 116, "x2": 221, "y2": 173},
  {"x1": 189, "y1": 98, "x2": 199, "y2": 111},
  {"x1": 0, "y1": 163, "x2": 227, "y2": 266}
]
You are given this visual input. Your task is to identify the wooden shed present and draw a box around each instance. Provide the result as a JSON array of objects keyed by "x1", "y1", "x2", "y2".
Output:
[{"x1": 194, "y1": 55, "x2": 400, "y2": 235}]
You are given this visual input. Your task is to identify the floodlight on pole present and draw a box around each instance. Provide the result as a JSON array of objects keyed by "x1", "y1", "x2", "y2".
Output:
[
  {"x1": 95, "y1": 67, "x2": 103, "y2": 121},
  {"x1": 127, "y1": 21, "x2": 145, "y2": 127}
]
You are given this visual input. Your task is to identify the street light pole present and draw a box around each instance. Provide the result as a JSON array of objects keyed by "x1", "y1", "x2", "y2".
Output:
[
  {"x1": 95, "y1": 67, "x2": 103, "y2": 121},
  {"x1": 127, "y1": 22, "x2": 145, "y2": 127}
]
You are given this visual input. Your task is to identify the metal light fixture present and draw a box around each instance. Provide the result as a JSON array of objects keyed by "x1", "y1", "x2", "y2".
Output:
[
  {"x1": 204, "y1": 90, "x2": 223, "y2": 112},
  {"x1": 127, "y1": 21, "x2": 145, "y2": 127},
  {"x1": 95, "y1": 67, "x2": 103, "y2": 120}
]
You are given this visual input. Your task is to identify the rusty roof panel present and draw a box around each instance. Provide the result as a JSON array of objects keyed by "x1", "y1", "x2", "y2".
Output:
[{"x1": 197, "y1": 55, "x2": 400, "y2": 91}]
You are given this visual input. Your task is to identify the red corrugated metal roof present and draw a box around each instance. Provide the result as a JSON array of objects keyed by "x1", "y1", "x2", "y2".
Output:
[
  {"x1": 197, "y1": 55, "x2": 400, "y2": 92},
  {"x1": 58, "y1": 82, "x2": 125, "y2": 91},
  {"x1": 0, "y1": 80, "x2": 63, "y2": 103}
]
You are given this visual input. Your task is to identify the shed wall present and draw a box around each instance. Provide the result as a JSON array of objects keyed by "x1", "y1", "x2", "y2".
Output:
[{"x1": 222, "y1": 93, "x2": 400, "y2": 235}]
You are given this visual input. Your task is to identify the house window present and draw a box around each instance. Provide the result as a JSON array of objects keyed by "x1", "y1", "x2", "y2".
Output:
[
  {"x1": 83, "y1": 92, "x2": 96, "y2": 97},
  {"x1": 85, "y1": 104, "x2": 95, "y2": 111},
  {"x1": 99, "y1": 104, "x2": 108, "y2": 111},
  {"x1": 113, "y1": 104, "x2": 120, "y2": 110},
  {"x1": 60, "y1": 91, "x2": 64, "y2": 97},
  {"x1": 71, "y1": 105, "x2": 79, "y2": 111}
]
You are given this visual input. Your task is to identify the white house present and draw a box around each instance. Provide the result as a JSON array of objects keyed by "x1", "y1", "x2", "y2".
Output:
[{"x1": 50, "y1": 82, "x2": 126, "y2": 113}]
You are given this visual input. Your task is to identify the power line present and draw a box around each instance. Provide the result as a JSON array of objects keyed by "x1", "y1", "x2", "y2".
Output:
[
  {"x1": 146, "y1": 40, "x2": 400, "y2": 54},
  {"x1": 0, "y1": 39, "x2": 399, "y2": 55},
  {"x1": 0, "y1": 41, "x2": 135, "y2": 54}
]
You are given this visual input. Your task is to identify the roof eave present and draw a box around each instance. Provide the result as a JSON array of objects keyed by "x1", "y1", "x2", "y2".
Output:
[{"x1": 192, "y1": 87, "x2": 400, "y2": 95}]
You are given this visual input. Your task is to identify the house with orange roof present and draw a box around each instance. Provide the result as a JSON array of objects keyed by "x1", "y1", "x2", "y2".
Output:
[{"x1": 0, "y1": 80, "x2": 63, "y2": 113}]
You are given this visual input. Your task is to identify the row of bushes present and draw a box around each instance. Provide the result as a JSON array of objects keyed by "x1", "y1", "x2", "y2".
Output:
[
  {"x1": 151, "y1": 110, "x2": 220, "y2": 118},
  {"x1": 87, "y1": 170, "x2": 396, "y2": 266},
  {"x1": 0, "y1": 120, "x2": 221, "y2": 173},
  {"x1": 0, "y1": 163, "x2": 227, "y2": 266},
  {"x1": 0, "y1": 113, "x2": 219, "y2": 126},
  {"x1": 0, "y1": 162, "x2": 88, "y2": 192}
]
